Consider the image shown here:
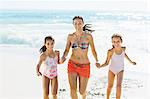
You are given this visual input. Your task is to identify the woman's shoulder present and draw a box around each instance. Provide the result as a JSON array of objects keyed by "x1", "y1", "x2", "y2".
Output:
[
  {"x1": 86, "y1": 32, "x2": 92, "y2": 36},
  {"x1": 68, "y1": 32, "x2": 75, "y2": 37},
  {"x1": 85, "y1": 33, "x2": 93, "y2": 40},
  {"x1": 67, "y1": 33, "x2": 75, "y2": 40}
]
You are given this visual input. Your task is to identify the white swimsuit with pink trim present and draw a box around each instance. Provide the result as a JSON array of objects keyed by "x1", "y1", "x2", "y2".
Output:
[{"x1": 42, "y1": 56, "x2": 58, "y2": 79}]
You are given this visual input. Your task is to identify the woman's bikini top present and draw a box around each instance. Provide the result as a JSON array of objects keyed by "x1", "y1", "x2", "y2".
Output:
[
  {"x1": 72, "y1": 42, "x2": 89, "y2": 49},
  {"x1": 71, "y1": 33, "x2": 89, "y2": 50}
]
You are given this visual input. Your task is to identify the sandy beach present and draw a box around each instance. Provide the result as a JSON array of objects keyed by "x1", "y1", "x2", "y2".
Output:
[{"x1": 0, "y1": 45, "x2": 149, "y2": 99}]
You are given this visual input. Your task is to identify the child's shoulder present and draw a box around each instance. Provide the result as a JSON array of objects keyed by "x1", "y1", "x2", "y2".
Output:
[
  {"x1": 55, "y1": 50, "x2": 59, "y2": 53},
  {"x1": 40, "y1": 52, "x2": 47, "y2": 60},
  {"x1": 121, "y1": 46, "x2": 126, "y2": 51},
  {"x1": 108, "y1": 48, "x2": 114, "y2": 52},
  {"x1": 108, "y1": 48, "x2": 114, "y2": 55},
  {"x1": 54, "y1": 50, "x2": 60, "y2": 55}
]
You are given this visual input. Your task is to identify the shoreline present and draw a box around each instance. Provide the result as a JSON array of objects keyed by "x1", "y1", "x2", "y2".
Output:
[{"x1": 0, "y1": 44, "x2": 149, "y2": 99}]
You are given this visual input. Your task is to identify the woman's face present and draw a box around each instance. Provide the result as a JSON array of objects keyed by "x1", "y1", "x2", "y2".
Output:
[
  {"x1": 112, "y1": 37, "x2": 122, "y2": 48},
  {"x1": 73, "y1": 18, "x2": 84, "y2": 31},
  {"x1": 45, "y1": 40, "x2": 54, "y2": 50}
]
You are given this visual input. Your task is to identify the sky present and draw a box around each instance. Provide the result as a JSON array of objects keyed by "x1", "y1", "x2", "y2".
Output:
[{"x1": 0, "y1": 0, "x2": 149, "y2": 11}]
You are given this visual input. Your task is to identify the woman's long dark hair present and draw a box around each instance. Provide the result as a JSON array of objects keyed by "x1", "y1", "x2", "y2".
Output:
[
  {"x1": 83, "y1": 24, "x2": 95, "y2": 33},
  {"x1": 73, "y1": 16, "x2": 95, "y2": 33},
  {"x1": 39, "y1": 36, "x2": 54, "y2": 53}
]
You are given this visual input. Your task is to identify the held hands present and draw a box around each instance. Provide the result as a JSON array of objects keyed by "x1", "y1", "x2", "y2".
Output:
[
  {"x1": 59, "y1": 56, "x2": 66, "y2": 64},
  {"x1": 95, "y1": 62, "x2": 101, "y2": 68}
]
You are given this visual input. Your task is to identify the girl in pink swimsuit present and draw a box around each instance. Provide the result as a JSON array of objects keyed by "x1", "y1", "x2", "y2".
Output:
[
  {"x1": 36, "y1": 36, "x2": 60, "y2": 99},
  {"x1": 98, "y1": 34, "x2": 136, "y2": 99}
]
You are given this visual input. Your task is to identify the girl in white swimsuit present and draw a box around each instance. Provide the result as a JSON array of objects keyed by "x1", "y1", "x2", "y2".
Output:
[
  {"x1": 36, "y1": 36, "x2": 60, "y2": 99},
  {"x1": 109, "y1": 50, "x2": 125, "y2": 75},
  {"x1": 98, "y1": 34, "x2": 136, "y2": 99}
]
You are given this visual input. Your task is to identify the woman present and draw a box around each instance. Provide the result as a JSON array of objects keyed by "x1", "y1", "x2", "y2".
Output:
[{"x1": 60, "y1": 16, "x2": 100, "y2": 99}]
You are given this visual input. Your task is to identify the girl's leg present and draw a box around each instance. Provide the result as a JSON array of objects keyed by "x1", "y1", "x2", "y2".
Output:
[
  {"x1": 116, "y1": 71, "x2": 124, "y2": 99},
  {"x1": 107, "y1": 70, "x2": 115, "y2": 99},
  {"x1": 68, "y1": 73, "x2": 78, "y2": 99},
  {"x1": 42, "y1": 76, "x2": 50, "y2": 99},
  {"x1": 79, "y1": 76, "x2": 89, "y2": 99},
  {"x1": 51, "y1": 76, "x2": 58, "y2": 99}
]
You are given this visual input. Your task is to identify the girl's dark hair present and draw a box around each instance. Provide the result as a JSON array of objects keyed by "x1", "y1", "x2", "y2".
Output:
[
  {"x1": 39, "y1": 36, "x2": 54, "y2": 53},
  {"x1": 73, "y1": 16, "x2": 94, "y2": 33},
  {"x1": 111, "y1": 34, "x2": 123, "y2": 48},
  {"x1": 111, "y1": 34, "x2": 123, "y2": 42}
]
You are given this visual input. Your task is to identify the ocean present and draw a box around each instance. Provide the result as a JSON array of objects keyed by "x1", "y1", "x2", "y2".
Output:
[{"x1": 0, "y1": 10, "x2": 150, "y2": 47}]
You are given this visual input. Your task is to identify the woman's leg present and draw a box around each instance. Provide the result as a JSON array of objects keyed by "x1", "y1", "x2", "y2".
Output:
[
  {"x1": 79, "y1": 76, "x2": 89, "y2": 99},
  {"x1": 107, "y1": 70, "x2": 115, "y2": 99},
  {"x1": 42, "y1": 76, "x2": 50, "y2": 99},
  {"x1": 116, "y1": 71, "x2": 124, "y2": 99},
  {"x1": 51, "y1": 76, "x2": 58, "y2": 99},
  {"x1": 68, "y1": 73, "x2": 78, "y2": 99}
]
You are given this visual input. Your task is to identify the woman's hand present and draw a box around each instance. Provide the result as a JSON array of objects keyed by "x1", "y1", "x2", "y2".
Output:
[
  {"x1": 59, "y1": 56, "x2": 66, "y2": 64},
  {"x1": 95, "y1": 62, "x2": 100, "y2": 68}
]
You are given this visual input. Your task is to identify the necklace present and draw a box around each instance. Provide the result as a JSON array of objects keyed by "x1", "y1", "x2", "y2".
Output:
[{"x1": 74, "y1": 32, "x2": 84, "y2": 43}]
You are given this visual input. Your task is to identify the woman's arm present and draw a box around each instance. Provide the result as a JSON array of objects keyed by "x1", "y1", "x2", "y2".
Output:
[
  {"x1": 88, "y1": 34, "x2": 99, "y2": 63},
  {"x1": 60, "y1": 34, "x2": 71, "y2": 63},
  {"x1": 55, "y1": 50, "x2": 60, "y2": 64}
]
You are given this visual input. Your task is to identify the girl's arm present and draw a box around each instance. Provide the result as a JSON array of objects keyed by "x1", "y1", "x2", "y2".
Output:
[
  {"x1": 88, "y1": 34, "x2": 99, "y2": 64},
  {"x1": 123, "y1": 47, "x2": 136, "y2": 65},
  {"x1": 99, "y1": 49, "x2": 112, "y2": 68},
  {"x1": 36, "y1": 54, "x2": 45, "y2": 76},
  {"x1": 60, "y1": 34, "x2": 71, "y2": 63},
  {"x1": 125, "y1": 53, "x2": 136, "y2": 65}
]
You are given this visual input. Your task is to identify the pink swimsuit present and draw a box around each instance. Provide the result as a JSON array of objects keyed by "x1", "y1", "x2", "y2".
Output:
[
  {"x1": 109, "y1": 51, "x2": 125, "y2": 74},
  {"x1": 42, "y1": 56, "x2": 58, "y2": 79}
]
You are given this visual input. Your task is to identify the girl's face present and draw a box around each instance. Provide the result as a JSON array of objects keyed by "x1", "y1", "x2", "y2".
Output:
[
  {"x1": 73, "y1": 18, "x2": 84, "y2": 31},
  {"x1": 45, "y1": 40, "x2": 54, "y2": 50},
  {"x1": 112, "y1": 37, "x2": 122, "y2": 48}
]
